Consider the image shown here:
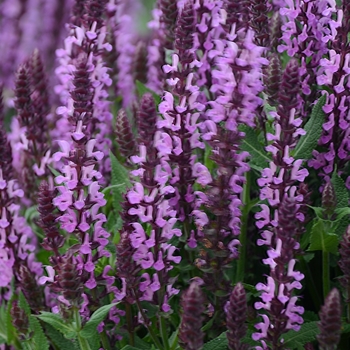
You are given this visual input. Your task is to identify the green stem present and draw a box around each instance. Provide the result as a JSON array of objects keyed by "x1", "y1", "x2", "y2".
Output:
[
  {"x1": 236, "y1": 171, "x2": 251, "y2": 283},
  {"x1": 125, "y1": 303, "x2": 134, "y2": 346},
  {"x1": 73, "y1": 308, "x2": 92, "y2": 350},
  {"x1": 160, "y1": 316, "x2": 170, "y2": 350},
  {"x1": 134, "y1": 293, "x2": 164, "y2": 350},
  {"x1": 323, "y1": 251, "x2": 330, "y2": 300},
  {"x1": 299, "y1": 256, "x2": 322, "y2": 311},
  {"x1": 100, "y1": 329, "x2": 111, "y2": 350}
]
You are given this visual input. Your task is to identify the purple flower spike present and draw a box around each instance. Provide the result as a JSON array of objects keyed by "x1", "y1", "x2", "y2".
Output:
[
  {"x1": 179, "y1": 280, "x2": 205, "y2": 350},
  {"x1": 226, "y1": 283, "x2": 248, "y2": 350},
  {"x1": 317, "y1": 288, "x2": 341, "y2": 350}
]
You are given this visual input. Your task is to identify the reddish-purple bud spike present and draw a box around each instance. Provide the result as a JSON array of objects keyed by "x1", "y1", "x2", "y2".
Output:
[
  {"x1": 264, "y1": 53, "x2": 282, "y2": 107},
  {"x1": 175, "y1": 1, "x2": 195, "y2": 56},
  {"x1": 10, "y1": 300, "x2": 29, "y2": 336},
  {"x1": 38, "y1": 181, "x2": 65, "y2": 253},
  {"x1": 137, "y1": 93, "x2": 157, "y2": 146},
  {"x1": 84, "y1": 0, "x2": 108, "y2": 30},
  {"x1": 70, "y1": 60, "x2": 94, "y2": 125},
  {"x1": 133, "y1": 41, "x2": 148, "y2": 84},
  {"x1": 18, "y1": 265, "x2": 44, "y2": 311},
  {"x1": 115, "y1": 109, "x2": 137, "y2": 159},
  {"x1": 0, "y1": 86, "x2": 13, "y2": 182},
  {"x1": 249, "y1": 0, "x2": 269, "y2": 47},
  {"x1": 317, "y1": 288, "x2": 341, "y2": 350},
  {"x1": 72, "y1": 0, "x2": 87, "y2": 27},
  {"x1": 14, "y1": 65, "x2": 34, "y2": 129},
  {"x1": 57, "y1": 257, "x2": 83, "y2": 304},
  {"x1": 278, "y1": 58, "x2": 300, "y2": 110},
  {"x1": 158, "y1": 0, "x2": 178, "y2": 49},
  {"x1": 269, "y1": 12, "x2": 282, "y2": 51},
  {"x1": 179, "y1": 280, "x2": 205, "y2": 350},
  {"x1": 339, "y1": 225, "x2": 350, "y2": 290},
  {"x1": 322, "y1": 181, "x2": 336, "y2": 217},
  {"x1": 226, "y1": 283, "x2": 248, "y2": 350}
]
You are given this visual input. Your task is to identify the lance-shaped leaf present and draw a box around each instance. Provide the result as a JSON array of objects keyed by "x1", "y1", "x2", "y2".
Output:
[
  {"x1": 293, "y1": 94, "x2": 326, "y2": 160},
  {"x1": 308, "y1": 219, "x2": 338, "y2": 254},
  {"x1": 80, "y1": 303, "x2": 118, "y2": 339}
]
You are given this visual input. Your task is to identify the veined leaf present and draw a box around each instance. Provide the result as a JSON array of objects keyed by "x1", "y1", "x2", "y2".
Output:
[
  {"x1": 29, "y1": 315, "x2": 49, "y2": 350},
  {"x1": 331, "y1": 171, "x2": 349, "y2": 208},
  {"x1": 294, "y1": 94, "x2": 326, "y2": 160},
  {"x1": 110, "y1": 151, "x2": 131, "y2": 214},
  {"x1": 202, "y1": 332, "x2": 228, "y2": 350},
  {"x1": 283, "y1": 321, "x2": 319, "y2": 349},
  {"x1": 308, "y1": 219, "x2": 338, "y2": 254},
  {"x1": 135, "y1": 80, "x2": 161, "y2": 105},
  {"x1": 45, "y1": 324, "x2": 79, "y2": 350},
  {"x1": 80, "y1": 303, "x2": 118, "y2": 339},
  {"x1": 239, "y1": 126, "x2": 271, "y2": 171},
  {"x1": 36, "y1": 312, "x2": 77, "y2": 339}
]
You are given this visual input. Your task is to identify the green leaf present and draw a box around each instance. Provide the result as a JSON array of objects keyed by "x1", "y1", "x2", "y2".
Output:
[
  {"x1": 87, "y1": 331, "x2": 101, "y2": 350},
  {"x1": 239, "y1": 126, "x2": 271, "y2": 170},
  {"x1": 19, "y1": 291, "x2": 31, "y2": 316},
  {"x1": 110, "y1": 151, "x2": 131, "y2": 214},
  {"x1": 36, "y1": 312, "x2": 77, "y2": 339},
  {"x1": 331, "y1": 171, "x2": 349, "y2": 208},
  {"x1": 29, "y1": 315, "x2": 49, "y2": 350},
  {"x1": 44, "y1": 324, "x2": 79, "y2": 350},
  {"x1": 80, "y1": 303, "x2": 118, "y2": 338},
  {"x1": 121, "y1": 346, "x2": 142, "y2": 350},
  {"x1": 0, "y1": 335, "x2": 5, "y2": 344},
  {"x1": 135, "y1": 80, "x2": 161, "y2": 105},
  {"x1": 6, "y1": 298, "x2": 15, "y2": 344},
  {"x1": 202, "y1": 332, "x2": 228, "y2": 350},
  {"x1": 283, "y1": 321, "x2": 319, "y2": 349},
  {"x1": 47, "y1": 165, "x2": 61, "y2": 178},
  {"x1": 294, "y1": 94, "x2": 326, "y2": 160},
  {"x1": 308, "y1": 219, "x2": 338, "y2": 254}
]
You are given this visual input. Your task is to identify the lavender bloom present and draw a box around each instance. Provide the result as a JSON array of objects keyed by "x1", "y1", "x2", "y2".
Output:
[
  {"x1": 225, "y1": 283, "x2": 248, "y2": 350},
  {"x1": 317, "y1": 288, "x2": 341, "y2": 350},
  {"x1": 55, "y1": 0, "x2": 113, "y2": 180},
  {"x1": 123, "y1": 94, "x2": 181, "y2": 310},
  {"x1": 0, "y1": 86, "x2": 42, "y2": 301},
  {"x1": 159, "y1": 0, "x2": 212, "y2": 248},
  {"x1": 178, "y1": 280, "x2": 205, "y2": 350},
  {"x1": 254, "y1": 59, "x2": 307, "y2": 347}
]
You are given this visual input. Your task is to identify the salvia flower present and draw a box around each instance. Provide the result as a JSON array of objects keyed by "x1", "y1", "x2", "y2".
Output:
[
  {"x1": 178, "y1": 280, "x2": 205, "y2": 350},
  {"x1": 225, "y1": 282, "x2": 248, "y2": 350},
  {"x1": 122, "y1": 93, "x2": 181, "y2": 310},
  {"x1": 317, "y1": 288, "x2": 341, "y2": 350}
]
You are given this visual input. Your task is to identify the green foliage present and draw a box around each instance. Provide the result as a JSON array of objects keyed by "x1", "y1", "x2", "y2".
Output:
[
  {"x1": 135, "y1": 80, "x2": 161, "y2": 105},
  {"x1": 331, "y1": 171, "x2": 350, "y2": 208},
  {"x1": 80, "y1": 303, "x2": 118, "y2": 338},
  {"x1": 282, "y1": 322, "x2": 319, "y2": 349},
  {"x1": 44, "y1": 324, "x2": 79, "y2": 350},
  {"x1": 110, "y1": 151, "x2": 131, "y2": 214},
  {"x1": 36, "y1": 312, "x2": 77, "y2": 339},
  {"x1": 202, "y1": 333, "x2": 228, "y2": 350},
  {"x1": 293, "y1": 94, "x2": 327, "y2": 160},
  {"x1": 239, "y1": 126, "x2": 271, "y2": 171},
  {"x1": 28, "y1": 316, "x2": 50, "y2": 350},
  {"x1": 308, "y1": 219, "x2": 339, "y2": 254}
]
